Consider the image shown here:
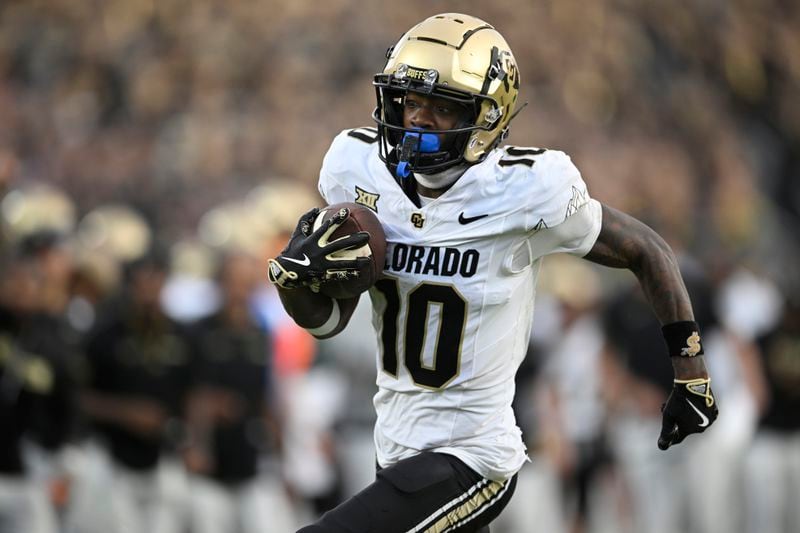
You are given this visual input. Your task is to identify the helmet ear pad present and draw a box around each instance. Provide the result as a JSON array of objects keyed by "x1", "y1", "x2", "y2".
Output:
[{"x1": 464, "y1": 100, "x2": 506, "y2": 163}]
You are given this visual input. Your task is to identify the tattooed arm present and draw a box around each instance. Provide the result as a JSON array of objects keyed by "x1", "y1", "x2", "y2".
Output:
[{"x1": 584, "y1": 204, "x2": 708, "y2": 380}]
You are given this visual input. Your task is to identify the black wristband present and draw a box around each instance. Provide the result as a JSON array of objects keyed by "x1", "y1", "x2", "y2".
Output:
[{"x1": 662, "y1": 321, "x2": 704, "y2": 357}]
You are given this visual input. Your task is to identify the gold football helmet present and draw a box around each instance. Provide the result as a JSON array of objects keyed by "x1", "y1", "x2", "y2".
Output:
[{"x1": 373, "y1": 13, "x2": 520, "y2": 177}]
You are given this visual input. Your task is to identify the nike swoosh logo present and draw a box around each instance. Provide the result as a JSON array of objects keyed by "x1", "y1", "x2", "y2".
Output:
[
  {"x1": 458, "y1": 212, "x2": 489, "y2": 225},
  {"x1": 686, "y1": 398, "x2": 709, "y2": 428},
  {"x1": 282, "y1": 254, "x2": 311, "y2": 266}
]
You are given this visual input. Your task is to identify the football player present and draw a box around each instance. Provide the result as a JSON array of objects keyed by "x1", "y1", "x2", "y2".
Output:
[{"x1": 268, "y1": 13, "x2": 718, "y2": 533}]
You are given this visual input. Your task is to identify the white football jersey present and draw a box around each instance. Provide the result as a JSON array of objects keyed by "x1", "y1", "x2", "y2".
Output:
[{"x1": 318, "y1": 127, "x2": 602, "y2": 481}]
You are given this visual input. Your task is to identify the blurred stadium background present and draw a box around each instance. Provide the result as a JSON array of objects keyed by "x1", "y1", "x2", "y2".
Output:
[{"x1": 0, "y1": 1, "x2": 798, "y2": 532}]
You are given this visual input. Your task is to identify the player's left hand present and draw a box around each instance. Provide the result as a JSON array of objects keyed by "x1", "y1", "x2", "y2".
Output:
[{"x1": 657, "y1": 378, "x2": 718, "y2": 450}]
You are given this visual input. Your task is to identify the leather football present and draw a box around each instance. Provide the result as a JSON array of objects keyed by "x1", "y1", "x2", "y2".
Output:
[{"x1": 313, "y1": 202, "x2": 386, "y2": 299}]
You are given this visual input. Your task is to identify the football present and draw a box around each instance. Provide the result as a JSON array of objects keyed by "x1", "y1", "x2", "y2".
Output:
[{"x1": 313, "y1": 202, "x2": 386, "y2": 299}]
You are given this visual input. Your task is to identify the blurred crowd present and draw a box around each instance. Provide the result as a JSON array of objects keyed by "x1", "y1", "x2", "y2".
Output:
[{"x1": 0, "y1": 0, "x2": 799, "y2": 533}]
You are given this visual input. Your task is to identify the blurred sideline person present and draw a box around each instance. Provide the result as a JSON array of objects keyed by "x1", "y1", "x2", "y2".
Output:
[
  {"x1": 534, "y1": 258, "x2": 616, "y2": 533},
  {"x1": 0, "y1": 232, "x2": 84, "y2": 533},
  {"x1": 183, "y1": 251, "x2": 297, "y2": 533},
  {"x1": 76, "y1": 251, "x2": 191, "y2": 533},
  {"x1": 602, "y1": 280, "x2": 696, "y2": 533},
  {"x1": 17, "y1": 233, "x2": 85, "y2": 531},
  {"x1": 0, "y1": 251, "x2": 64, "y2": 533},
  {"x1": 744, "y1": 296, "x2": 800, "y2": 533},
  {"x1": 680, "y1": 263, "x2": 771, "y2": 533},
  {"x1": 494, "y1": 258, "x2": 615, "y2": 533},
  {"x1": 602, "y1": 261, "x2": 749, "y2": 533},
  {"x1": 268, "y1": 13, "x2": 718, "y2": 533},
  {"x1": 252, "y1": 215, "x2": 339, "y2": 519}
]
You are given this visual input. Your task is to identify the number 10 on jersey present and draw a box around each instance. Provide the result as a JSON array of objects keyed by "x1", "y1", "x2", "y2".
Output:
[{"x1": 373, "y1": 277, "x2": 467, "y2": 389}]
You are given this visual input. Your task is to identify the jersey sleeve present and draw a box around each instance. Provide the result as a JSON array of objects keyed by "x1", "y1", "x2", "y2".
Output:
[
  {"x1": 317, "y1": 129, "x2": 364, "y2": 205},
  {"x1": 525, "y1": 150, "x2": 602, "y2": 260},
  {"x1": 318, "y1": 131, "x2": 347, "y2": 205},
  {"x1": 529, "y1": 199, "x2": 602, "y2": 260}
]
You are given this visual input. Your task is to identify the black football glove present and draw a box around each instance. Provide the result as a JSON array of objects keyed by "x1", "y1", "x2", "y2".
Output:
[
  {"x1": 267, "y1": 207, "x2": 370, "y2": 292},
  {"x1": 657, "y1": 378, "x2": 718, "y2": 450}
]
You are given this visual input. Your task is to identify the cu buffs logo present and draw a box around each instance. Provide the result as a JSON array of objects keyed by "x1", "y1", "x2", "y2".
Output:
[
  {"x1": 681, "y1": 332, "x2": 702, "y2": 357},
  {"x1": 410, "y1": 212, "x2": 425, "y2": 229}
]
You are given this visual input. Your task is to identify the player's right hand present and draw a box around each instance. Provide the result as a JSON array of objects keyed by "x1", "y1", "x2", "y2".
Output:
[
  {"x1": 267, "y1": 207, "x2": 370, "y2": 291},
  {"x1": 657, "y1": 377, "x2": 718, "y2": 450}
]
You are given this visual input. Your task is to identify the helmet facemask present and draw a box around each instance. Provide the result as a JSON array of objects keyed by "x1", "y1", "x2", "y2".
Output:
[
  {"x1": 375, "y1": 79, "x2": 482, "y2": 177},
  {"x1": 373, "y1": 75, "x2": 501, "y2": 178}
]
